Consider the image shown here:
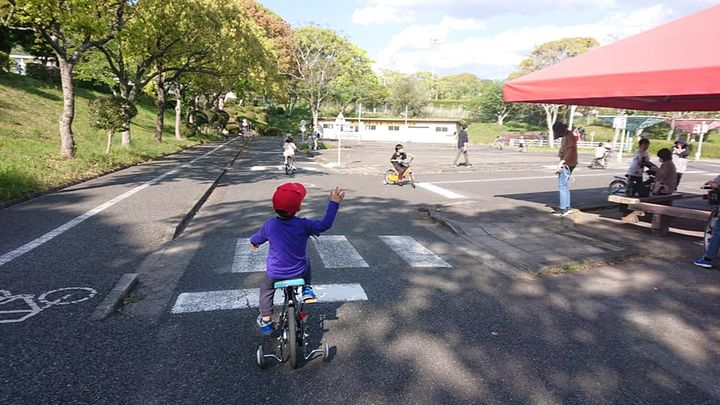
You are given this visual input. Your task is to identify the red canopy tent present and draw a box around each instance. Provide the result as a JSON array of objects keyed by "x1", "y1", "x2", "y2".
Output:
[{"x1": 503, "y1": 5, "x2": 720, "y2": 111}]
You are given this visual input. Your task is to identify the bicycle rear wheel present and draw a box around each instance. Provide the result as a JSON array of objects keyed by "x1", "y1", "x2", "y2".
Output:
[{"x1": 287, "y1": 305, "x2": 298, "y2": 368}]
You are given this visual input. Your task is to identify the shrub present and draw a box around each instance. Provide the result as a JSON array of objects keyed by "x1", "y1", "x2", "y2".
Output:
[
  {"x1": 88, "y1": 96, "x2": 138, "y2": 153},
  {"x1": 226, "y1": 123, "x2": 240, "y2": 134},
  {"x1": 25, "y1": 63, "x2": 60, "y2": 83},
  {"x1": 216, "y1": 110, "x2": 230, "y2": 129},
  {"x1": 191, "y1": 111, "x2": 209, "y2": 127},
  {"x1": 259, "y1": 126, "x2": 282, "y2": 137}
]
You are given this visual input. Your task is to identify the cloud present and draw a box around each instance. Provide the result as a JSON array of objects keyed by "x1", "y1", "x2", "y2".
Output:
[
  {"x1": 353, "y1": 0, "x2": 716, "y2": 25},
  {"x1": 351, "y1": 4, "x2": 416, "y2": 25},
  {"x1": 374, "y1": 4, "x2": 678, "y2": 79}
]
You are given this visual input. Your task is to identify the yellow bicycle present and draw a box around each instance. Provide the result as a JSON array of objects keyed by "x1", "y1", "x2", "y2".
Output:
[{"x1": 384, "y1": 158, "x2": 415, "y2": 189}]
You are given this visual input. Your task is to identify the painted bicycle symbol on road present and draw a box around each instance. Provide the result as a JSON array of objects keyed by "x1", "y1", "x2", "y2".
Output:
[{"x1": 0, "y1": 287, "x2": 97, "y2": 323}]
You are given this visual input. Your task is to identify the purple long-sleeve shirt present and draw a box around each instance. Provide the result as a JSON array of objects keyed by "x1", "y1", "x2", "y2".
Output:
[{"x1": 250, "y1": 201, "x2": 339, "y2": 279}]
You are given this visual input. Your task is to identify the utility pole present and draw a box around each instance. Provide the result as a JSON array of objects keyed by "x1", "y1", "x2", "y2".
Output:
[{"x1": 430, "y1": 38, "x2": 439, "y2": 99}]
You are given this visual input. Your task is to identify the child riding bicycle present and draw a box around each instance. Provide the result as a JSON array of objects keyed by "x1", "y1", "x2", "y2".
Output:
[
  {"x1": 283, "y1": 135, "x2": 298, "y2": 170},
  {"x1": 251, "y1": 183, "x2": 345, "y2": 335},
  {"x1": 390, "y1": 144, "x2": 412, "y2": 181}
]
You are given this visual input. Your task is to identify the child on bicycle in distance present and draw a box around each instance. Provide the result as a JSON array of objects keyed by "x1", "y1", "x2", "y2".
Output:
[
  {"x1": 250, "y1": 183, "x2": 346, "y2": 335},
  {"x1": 283, "y1": 135, "x2": 297, "y2": 169},
  {"x1": 390, "y1": 144, "x2": 412, "y2": 181}
]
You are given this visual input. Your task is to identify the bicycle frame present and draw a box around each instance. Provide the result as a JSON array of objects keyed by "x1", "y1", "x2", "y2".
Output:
[{"x1": 257, "y1": 284, "x2": 327, "y2": 368}]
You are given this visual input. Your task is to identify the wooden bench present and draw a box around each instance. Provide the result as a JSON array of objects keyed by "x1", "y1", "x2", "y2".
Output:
[
  {"x1": 626, "y1": 202, "x2": 710, "y2": 236},
  {"x1": 608, "y1": 193, "x2": 686, "y2": 205}
]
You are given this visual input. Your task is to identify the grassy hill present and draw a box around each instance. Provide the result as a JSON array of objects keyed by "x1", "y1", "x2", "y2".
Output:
[{"x1": 0, "y1": 74, "x2": 219, "y2": 203}]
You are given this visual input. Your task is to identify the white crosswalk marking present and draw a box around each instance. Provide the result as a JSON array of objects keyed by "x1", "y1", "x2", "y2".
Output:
[
  {"x1": 379, "y1": 236, "x2": 452, "y2": 268},
  {"x1": 312, "y1": 235, "x2": 369, "y2": 268},
  {"x1": 171, "y1": 283, "x2": 368, "y2": 313},
  {"x1": 231, "y1": 238, "x2": 268, "y2": 273}
]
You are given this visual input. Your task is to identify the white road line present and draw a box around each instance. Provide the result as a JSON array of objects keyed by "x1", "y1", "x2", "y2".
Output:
[
  {"x1": 231, "y1": 238, "x2": 268, "y2": 273},
  {"x1": 430, "y1": 170, "x2": 708, "y2": 185},
  {"x1": 311, "y1": 235, "x2": 369, "y2": 268},
  {"x1": 379, "y1": 236, "x2": 452, "y2": 268},
  {"x1": 249, "y1": 165, "x2": 284, "y2": 171},
  {"x1": 416, "y1": 183, "x2": 465, "y2": 199},
  {"x1": 170, "y1": 283, "x2": 368, "y2": 313},
  {"x1": 0, "y1": 138, "x2": 238, "y2": 268}
]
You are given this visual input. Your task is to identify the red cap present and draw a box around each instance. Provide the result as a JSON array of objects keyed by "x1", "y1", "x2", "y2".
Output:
[{"x1": 272, "y1": 183, "x2": 307, "y2": 216}]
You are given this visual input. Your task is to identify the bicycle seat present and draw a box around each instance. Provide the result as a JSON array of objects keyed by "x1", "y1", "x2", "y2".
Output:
[{"x1": 274, "y1": 278, "x2": 305, "y2": 289}]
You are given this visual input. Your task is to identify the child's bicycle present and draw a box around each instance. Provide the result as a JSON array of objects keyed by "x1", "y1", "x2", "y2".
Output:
[
  {"x1": 284, "y1": 155, "x2": 297, "y2": 175},
  {"x1": 256, "y1": 278, "x2": 330, "y2": 369},
  {"x1": 384, "y1": 157, "x2": 415, "y2": 188}
]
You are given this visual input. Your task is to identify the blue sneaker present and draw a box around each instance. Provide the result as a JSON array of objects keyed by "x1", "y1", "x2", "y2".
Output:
[
  {"x1": 256, "y1": 315, "x2": 273, "y2": 335},
  {"x1": 694, "y1": 257, "x2": 713, "y2": 268},
  {"x1": 302, "y1": 287, "x2": 317, "y2": 303}
]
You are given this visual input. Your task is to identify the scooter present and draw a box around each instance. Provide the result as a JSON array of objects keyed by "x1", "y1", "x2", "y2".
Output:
[{"x1": 608, "y1": 167, "x2": 656, "y2": 196}]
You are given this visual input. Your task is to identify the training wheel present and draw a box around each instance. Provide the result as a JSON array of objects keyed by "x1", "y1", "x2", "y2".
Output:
[
  {"x1": 256, "y1": 345, "x2": 265, "y2": 369},
  {"x1": 322, "y1": 343, "x2": 330, "y2": 361}
]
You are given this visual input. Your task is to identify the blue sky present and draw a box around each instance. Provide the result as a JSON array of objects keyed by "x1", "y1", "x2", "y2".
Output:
[{"x1": 258, "y1": 0, "x2": 716, "y2": 80}]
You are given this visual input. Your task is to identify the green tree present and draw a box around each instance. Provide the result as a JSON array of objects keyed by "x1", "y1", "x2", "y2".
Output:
[
  {"x1": 468, "y1": 80, "x2": 515, "y2": 125},
  {"x1": 4, "y1": 0, "x2": 126, "y2": 158},
  {"x1": 439, "y1": 73, "x2": 484, "y2": 100},
  {"x1": 509, "y1": 37, "x2": 599, "y2": 144},
  {"x1": 88, "y1": 95, "x2": 137, "y2": 154},
  {"x1": 287, "y1": 26, "x2": 374, "y2": 128},
  {"x1": 95, "y1": 0, "x2": 223, "y2": 145},
  {"x1": 385, "y1": 71, "x2": 429, "y2": 116}
]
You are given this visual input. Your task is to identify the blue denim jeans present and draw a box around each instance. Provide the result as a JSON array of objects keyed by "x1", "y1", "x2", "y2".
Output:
[
  {"x1": 558, "y1": 166, "x2": 573, "y2": 210},
  {"x1": 706, "y1": 221, "x2": 720, "y2": 259}
]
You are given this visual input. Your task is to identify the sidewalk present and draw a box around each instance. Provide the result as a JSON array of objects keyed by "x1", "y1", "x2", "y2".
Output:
[{"x1": 424, "y1": 196, "x2": 708, "y2": 275}]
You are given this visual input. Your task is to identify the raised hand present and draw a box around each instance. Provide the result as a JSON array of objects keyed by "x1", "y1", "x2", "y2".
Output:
[{"x1": 330, "y1": 186, "x2": 345, "y2": 203}]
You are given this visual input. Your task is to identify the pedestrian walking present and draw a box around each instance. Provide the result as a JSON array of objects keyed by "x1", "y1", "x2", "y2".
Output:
[
  {"x1": 553, "y1": 122, "x2": 577, "y2": 216},
  {"x1": 453, "y1": 124, "x2": 472, "y2": 167},
  {"x1": 672, "y1": 139, "x2": 689, "y2": 186}
]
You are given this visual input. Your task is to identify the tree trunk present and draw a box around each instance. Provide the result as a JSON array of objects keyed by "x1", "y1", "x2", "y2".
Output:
[
  {"x1": 154, "y1": 74, "x2": 165, "y2": 143},
  {"x1": 118, "y1": 85, "x2": 133, "y2": 147},
  {"x1": 667, "y1": 115, "x2": 677, "y2": 141},
  {"x1": 58, "y1": 59, "x2": 77, "y2": 158},
  {"x1": 497, "y1": 114, "x2": 505, "y2": 126},
  {"x1": 567, "y1": 105, "x2": 577, "y2": 130},
  {"x1": 543, "y1": 104, "x2": 558, "y2": 147},
  {"x1": 106, "y1": 130, "x2": 113, "y2": 154},
  {"x1": 175, "y1": 93, "x2": 182, "y2": 140},
  {"x1": 218, "y1": 94, "x2": 225, "y2": 111}
]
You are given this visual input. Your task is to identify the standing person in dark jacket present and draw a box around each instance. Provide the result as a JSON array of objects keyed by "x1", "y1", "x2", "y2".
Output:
[
  {"x1": 250, "y1": 183, "x2": 345, "y2": 335},
  {"x1": 553, "y1": 122, "x2": 578, "y2": 217},
  {"x1": 453, "y1": 124, "x2": 472, "y2": 167}
]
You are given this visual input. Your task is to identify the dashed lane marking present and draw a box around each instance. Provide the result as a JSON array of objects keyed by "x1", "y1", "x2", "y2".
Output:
[
  {"x1": 170, "y1": 283, "x2": 368, "y2": 313},
  {"x1": 416, "y1": 183, "x2": 465, "y2": 199}
]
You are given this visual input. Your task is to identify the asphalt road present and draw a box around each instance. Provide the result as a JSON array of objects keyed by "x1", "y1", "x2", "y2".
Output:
[{"x1": 1, "y1": 137, "x2": 719, "y2": 403}]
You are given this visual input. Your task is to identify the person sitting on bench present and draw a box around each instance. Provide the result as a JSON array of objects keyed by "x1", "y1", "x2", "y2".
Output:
[{"x1": 651, "y1": 148, "x2": 678, "y2": 195}]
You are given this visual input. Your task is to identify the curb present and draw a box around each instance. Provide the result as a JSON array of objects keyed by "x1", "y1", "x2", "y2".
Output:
[
  {"x1": 172, "y1": 139, "x2": 247, "y2": 239},
  {"x1": 90, "y1": 273, "x2": 139, "y2": 321}
]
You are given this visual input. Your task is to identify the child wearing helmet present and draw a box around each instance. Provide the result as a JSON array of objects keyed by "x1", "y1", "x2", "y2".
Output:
[{"x1": 250, "y1": 183, "x2": 345, "y2": 335}]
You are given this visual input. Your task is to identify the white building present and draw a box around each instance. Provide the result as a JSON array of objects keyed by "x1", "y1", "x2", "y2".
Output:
[{"x1": 317, "y1": 117, "x2": 461, "y2": 144}]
